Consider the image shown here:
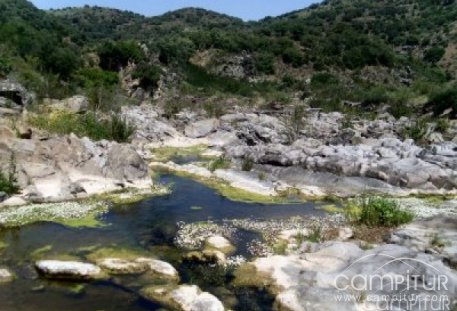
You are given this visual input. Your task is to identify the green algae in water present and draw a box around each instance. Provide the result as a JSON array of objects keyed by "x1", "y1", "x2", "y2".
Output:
[
  {"x1": 31, "y1": 245, "x2": 53, "y2": 259},
  {"x1": 0, "y1": 240, "x2": 7, "y2": 250},
  {"x1": 85, "y1": 246, "x2": 151, "y2": 262},
  {"x1": 0, "y1": 201, "x2": 108, "y2": 228},
  {"x1": 96, "y1": 185, "x2": 172, "y2": 205},
  {"x1": 190, "y1": 206, "x2": 204, "y2": 211},
  {"x1": 165, "y1": 169, "x2": 301, "y2": 204},
  {"x1": 151, "y1": 145, "x2": 209, "y2": 162},
  {"x1": 316, "y1": 204, "x2": 342, "y2": 214}
]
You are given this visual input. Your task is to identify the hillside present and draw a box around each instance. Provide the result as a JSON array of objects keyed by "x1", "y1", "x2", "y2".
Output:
[{"x1": 0, "y1": 0, "x2": 456, "y2": 117}]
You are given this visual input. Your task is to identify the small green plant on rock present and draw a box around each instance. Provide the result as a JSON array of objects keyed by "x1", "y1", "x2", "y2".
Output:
[
  {"x1": 208, "y1": 156, "x2": 230, "y2": 172},
  {"x1": 435, "y1": 118, "x2": 450, "y2": 134},
  {"x1": 402, "y1": 118, "x2": 428, "y2": 142},
  {"x1": 306, "y1": 225, "x2": 322, "y2": 243},
  {"x1": 241, "y1": 157, "x2": 254, "y2": 172},
  {"x1": 344, "y1": 197, "x2": 413, "y2": 227}
]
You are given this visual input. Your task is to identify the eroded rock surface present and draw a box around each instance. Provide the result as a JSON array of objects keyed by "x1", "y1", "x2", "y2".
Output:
[
  {"x1": 141, "y1": 284, "x2": 225, "y2": 311},
  {"x1": 35, "y1": 260, "x2": 103, "y2": 281}
]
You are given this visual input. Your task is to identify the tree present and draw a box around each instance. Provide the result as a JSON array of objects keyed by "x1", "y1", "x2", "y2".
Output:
[{"x1": 98, "y1": 41, "x2": 144, "y2": 71}]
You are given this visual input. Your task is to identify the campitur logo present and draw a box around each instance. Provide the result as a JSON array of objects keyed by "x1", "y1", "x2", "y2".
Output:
[{"x1": 332, "y1": 253, "x2": 452, "y2": 311}]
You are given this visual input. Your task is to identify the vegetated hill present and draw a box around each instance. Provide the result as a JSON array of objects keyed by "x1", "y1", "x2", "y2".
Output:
[
  {"x1": 49, "y1": 6, "x2": 244, "y2": 41},
  {"x1": 1, "y1": 0, "x2": 456, "y2": 118}
]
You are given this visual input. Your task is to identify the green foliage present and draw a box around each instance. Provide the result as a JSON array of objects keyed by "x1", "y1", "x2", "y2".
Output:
[
  {"x1": 40, "y1": 46, "x2": 82, "y2": 79},
  {"x1": 306, "y1": 226, "x2": 322, "y2": 243},
  {"x1": 182, "y1": 63, "x2": 256, "y2": 97},
  {"x1": 254, "y1": 52, "x2": 275, "y2": 74},
  {"x1": 132, "y1": 62, "x2": 161, "y2": 89},
  {"x1": 0, "y1": 155, "x2": 19, "y2": 195},
  {"x1": 311, "y1": 72, "x2": 339, "y2": 87},
  {"x1": 98, "y1": 40, "x2": 144, "y2": 71},
  {"x1": 427, "y1": 86, "x2": 457, "y2": 116},
  {"x1": 110, "y1": 114, "x2": 136, "y2": 143},
  {"x1": 241, "y1": 158, "x2": 254, "y2": 172},
  {"x1": 402, "y1": 118, "x2": 429, "y2": 141},
  {"x1": 0, "y1": 57, "x2": 12, "y2": 77},
  {"x1": 74, "y1": 68, "x2": 119, "y2": 88},
  {"x1": 435, "y1": 118, "x2": 450, "y2": 133},
  {"x1": 360, "y1": 87, "x2": 389, "y2": 106},
  {"x1": 29, "y1": 111, "x2": 135, "y2": 143},
  {"x1": 282, "y1": 47, "x2": 306, "y2": 67},
  {"x1": 208, "y1": 156, "x2": 230, "y2": 172},
  {"x1": 345, "y1": 197, "x2": 414, "y2": 227},
  {"x1": 424, "y1": 46, "x2": 445, "y2": 63}
]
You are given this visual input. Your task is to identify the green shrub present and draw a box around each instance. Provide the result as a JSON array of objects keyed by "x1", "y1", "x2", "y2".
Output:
[
  {"x1": 402, "y1": 118, "x2": 428, "y2": 141},
  {"x1": 0, "y1": 155, "x2": 19, "y2": 195},
  {"x1": 345, "y1": 197, "x2": 414, "y2": 227},
  {"x1": 254, "y1": 52, "x2": 275, "y2": 74},
  {"x1": 0, "y1": 57, "x2": 12, "y2": 77},
  {"x1": 241, "y1": 157, "x2": 254, "y2": 172},
  {"x1": 306, "y1": 225, "x2": 322, "y2": 243},
  {"x1": 74, "y1": 68, "x2": 119, "y2": 89},
  {"x1": 424, "y1": 46, "x2": 445, "y2": 64},
  {"x1": 427, "y1": 86, "x2": 457, "y2": 116},
  {"x1": 360, "y1": 87, "x2": 389, "y2": 106},
  {"x1": 110, "y1": 114, "x2": 136, "y2": 143},
  {"x1": 435, "y1": 118, "x2": 450, "y2": 133},
  {"x1": 98, "y1": 40, "x2": 144, "y2": 71},
  {"x1": 310, "y1": 72, "x2": 339, "y2": 88},
  {"x1": 208, "y1": 156, "x2": 230, "y2": 172}
]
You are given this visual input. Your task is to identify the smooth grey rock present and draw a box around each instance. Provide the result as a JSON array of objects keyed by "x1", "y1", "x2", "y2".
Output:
[
  {"x1": 35, "y1": 260, "x2": 103, "y2": 280},
  {"x1": 185, "y1": 119, "x2": 219, "y2": 138},
  {"x1": 105, "y1": 144, "x2": 149, "y2": 181},
  {"x1": 0, "y1": 268, "x2": 14, "y2": 283}
]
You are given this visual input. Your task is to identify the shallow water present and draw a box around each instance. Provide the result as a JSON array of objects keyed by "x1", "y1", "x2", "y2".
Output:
[{"x1": 0, "y1": 174, "x2": 327, "y2": 311}]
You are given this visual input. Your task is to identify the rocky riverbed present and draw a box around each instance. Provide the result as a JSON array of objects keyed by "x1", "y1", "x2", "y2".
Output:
[
  {"x1": 121, "y1": 102, "x2": 457, "y2": 199},
  {"x1": 1, "y1": 81, "x2": 457, "y2": 311}
]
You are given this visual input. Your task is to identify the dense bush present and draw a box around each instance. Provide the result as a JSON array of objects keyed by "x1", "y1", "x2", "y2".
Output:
[
  {"x1": 424, "y1": 46, "x2": 445, "y2": 63},
  {"x1": 98, "y1": 41, "x2": 144, "y2": 71},
  {"x1": 0, "y1": 57, "x2": 12, "y2": 77},
  {"x1": 254, "y1": 52, "x2": 275, "y2": 74},
  {"x1": 426, "y1": 86, "x2": 457, "y2": 116},
  {"x1": 345, "y1": 197, "x2": 414, "y2": 227},
  {"x1": 132, "y1": 62, "x2": 161, "y2": 89}
]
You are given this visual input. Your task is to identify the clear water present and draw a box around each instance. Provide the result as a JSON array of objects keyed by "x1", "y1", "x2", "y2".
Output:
[{"x1": 0, "y1": 174, "x2": 327, "y2": 311}]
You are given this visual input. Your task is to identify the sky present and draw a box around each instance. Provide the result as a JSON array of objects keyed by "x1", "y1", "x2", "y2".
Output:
[{"x1": 30, "y1": 0, "x2": 320, "y2": 21}]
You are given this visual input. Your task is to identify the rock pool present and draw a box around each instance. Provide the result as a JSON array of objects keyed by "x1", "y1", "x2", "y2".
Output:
[{"x1": 0, "y1": 174, "x2": 328, "y2": 311}]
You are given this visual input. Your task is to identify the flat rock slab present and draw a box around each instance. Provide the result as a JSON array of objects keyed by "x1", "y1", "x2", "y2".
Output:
[
  {"x1": 98, "y1": 257, "x2": 179, "y2": 280},
  {"x1": 35, "y1": 260, "x2": 103, "y2": 281}
]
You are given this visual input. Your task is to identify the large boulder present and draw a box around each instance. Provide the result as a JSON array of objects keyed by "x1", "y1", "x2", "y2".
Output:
[
  {"x1": 35, "y1": 260, "x2": 103, "y2": 281},
  {"x1": 62, "y1": 95, "x2": 89, "y2": 114},
  {"x1": 105, "y1": 144, "x2": 149, "y2": 181},
  {"x1": 185, "y1": 119, "x2": 219, "y2": 138},
  {"x1": 141, "y1": 284, "x2": 224, "y2": 311},
  {"x1": 0, "y1": 79, "x2": 33, "y2": 107},
  {"x1": 239, "y1": 242, "x2": 457, "y2": 311}
]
